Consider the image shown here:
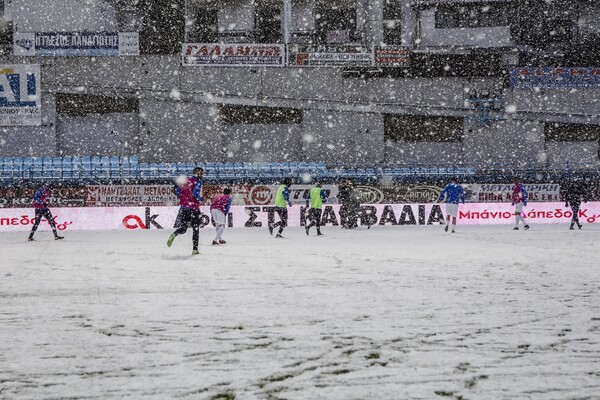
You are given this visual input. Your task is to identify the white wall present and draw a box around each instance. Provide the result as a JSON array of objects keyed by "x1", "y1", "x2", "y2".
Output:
[
  {"x1": 0, "y1": 94, "x2": 56, "y2": 157},
  {"x1": 385, "y1": 142, "x2": 463, "y2": 164},
  {"x1": 57, "y1": 113, "x2": 139, "y2": 156},
  {"x1": 11, "y1": 0, "x2": 118, "y2": 32},
  {"x1": 222, "y1": 124, "x2": 303, "y2": 162},
  {"x1": 291, "y1": 0, "x2": 315, "y2": 32},
  {"x1": 302, "y1": 110, "x2": 384, "y2": 163},
  {"x1": 138, "y1": 100, "x2": 221, "y2": 163},
  {"x1": 419, "y1": 9, "x2": 512, "y2": 48},
  {"x1": 546, "y1": 141, "x2": 600, "y2": 166},
  {"x1": 218, "y1": 0, "x2": 254, "y2": 32},
  {"x1": 578, "y1": 4, "x2": 600, "y2": 35},
  {"x1": 463, "y1": 119, "x2": 545, "y2": 164}
]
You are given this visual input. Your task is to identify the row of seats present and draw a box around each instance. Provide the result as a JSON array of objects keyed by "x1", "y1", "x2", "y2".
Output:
[{"x1": 0, "y1": 155, "x2": 476, "y2": 181}]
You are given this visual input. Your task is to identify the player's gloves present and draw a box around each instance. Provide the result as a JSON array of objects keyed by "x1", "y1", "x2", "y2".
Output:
[
  {"x1": 565, "y1": 203, "x2": 569, "y2": 207},
  {"x1": 523, "y1": 201, "x2": 527, "y2": 207}
]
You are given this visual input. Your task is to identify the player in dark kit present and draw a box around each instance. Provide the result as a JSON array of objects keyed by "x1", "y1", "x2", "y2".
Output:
[
  {"x1": 28, "y1": 185, "x2": 64, "y2": 241},
  {"x1": 167, "y1": 167, "x2": 204, "y2": 255},
  {"x1": 563, "y1": 178, "x2": 589, "y2": 230}
]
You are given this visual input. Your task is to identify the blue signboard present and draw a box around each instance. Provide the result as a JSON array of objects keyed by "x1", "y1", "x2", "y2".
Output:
[
  {"x1": 510, "y1": 67, "x2": 600, "y2": 89},
  {"x1": 0, "y1": 65, "x2": 41, "y2": 126},
  {"x1": 14, "y1": 32, "x2": 139, "y2": 56}
]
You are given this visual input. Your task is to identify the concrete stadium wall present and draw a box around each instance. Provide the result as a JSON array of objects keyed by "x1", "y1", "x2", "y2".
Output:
[{"x1": 0, "y1": 55, "x2": 599, "y2": 165}]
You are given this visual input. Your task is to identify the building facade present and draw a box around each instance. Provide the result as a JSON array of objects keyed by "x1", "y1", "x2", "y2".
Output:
[{"x1": 0, "y1": 0, "x2": 599, "y2": 167}]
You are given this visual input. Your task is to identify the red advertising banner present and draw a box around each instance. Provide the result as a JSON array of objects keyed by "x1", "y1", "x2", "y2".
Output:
[
  {"x1": 374, "y1": 46, "x2": 411, "y2": 67},
  {"x1": 182, "y1": 43, "x2": 285, "y2": 66}
]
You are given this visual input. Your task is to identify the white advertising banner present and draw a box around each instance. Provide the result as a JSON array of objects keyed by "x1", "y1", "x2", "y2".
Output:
[
  {"x1": 2, "y1": 202, "x2": 600, "y2": 232},
  {"x1": 86, "y1": 185, "x2": 178, "y2": 206},
  {"x1": 465, "y1": 183, "x2": 561, "y2": 203},
  {"x1": 14, "y1": 32, "x2": 139, "y2": 56},
  {"x1": 182, "y1": 43, "x2": 285, "y2": 66},
  {"x1": 0, "y1": 64, "x2": 41, "y2": 126}
]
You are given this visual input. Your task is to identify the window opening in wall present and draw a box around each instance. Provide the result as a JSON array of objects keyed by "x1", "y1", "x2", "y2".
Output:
[
  {"x1": 383, "y1": 0, "x2": 402, "y2": 45},
  {"x1": 435, "y1": 3, "x2": 512, "y2": 29},
  {"x1": 0, "y1": 0, "x2": 12, "y2": 51},
  {"x1": 545, "y1": 122, "x2": 600, "y2": 142},
  {"x1": 56, "y1": 94, "x2": 139, "y2": 116},
  {"x1": 193, "y1": 9, "x2": 219, "y2": 42},
  {"x1": 315, "y1": 7, "x2": 357, "y2": 43},
  {"x1": 139, "y1": 0, "x2": 185, "y2": 54},
  {"x1": 255, "y1": 2, "x2": 282, "y2": 43},
  {"x1": 220, "y1": 105, "x2": 302, "y2": 125},
  {"x1": 515, "y1": 1, "x2": 575, "y2": 48},
  {"x1": 384, "y1": 114, "x2": 463, "y2": 142},
  {"x1": 545, "y1": 122, "x2": 600, "y2": 160}
]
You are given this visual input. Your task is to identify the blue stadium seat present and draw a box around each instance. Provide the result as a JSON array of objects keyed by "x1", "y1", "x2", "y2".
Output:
[
  {"x1": 49, "y1": 157, "x2": 61, "y2": 179},
  {"x1": 6, "y1": 160, "x2": 17, "y2": 179},
  {"x1": 159, "y1": 163, "x2": 176, "y2": 178},
  {"x1": 70, "y1": 157, "x2": 81, "y2": 178},
  {"x1": 20, "y1": 157, "x2": 32, "y2": 179},
  {"x1": 79, "y1": 156, "x2": 91, "y2": 178},
  {"x1": 90, "y1": 156, "x2": 101, "y2": 178},
  {"x1": 41, "y1": 157, "x2": 52, "y2": 178},
  {"x1": 32, "y1": 157, "x2": 43, "y2": 178},
  {"x1": 0, "y1": 159, "x2": 9, "y2": 178},
  {"x1": 108, "y1": 156, "x2": 120, "y2": 178},
  {"x1": 174, "y1": 162, "x2": 187, "y2": 176},
  {"x1": 138, "y1": 163, "x2": 150, "y2": 179}
]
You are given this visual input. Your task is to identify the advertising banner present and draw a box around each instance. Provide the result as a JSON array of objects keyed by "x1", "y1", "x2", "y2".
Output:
[
  {"x1": 0, "y1": 186, "x2": 86, "y2": 208},
  {"x1": 2, "y1": 202, "x2": 600, "y2": 232},
  {"x1": 374, "y1": 46, "x2": 411, "y2": 67},
  {"x1": 464, "y1": 183, "x2": 561, "y2": 203},
  {"x1": 182, "y1": 43, "x2": 285, "y2": 66},
  {"x1": 509, "y1": 67, "x2": 600, "y2": 89},
  {"x1": 85, "y1": 185, "x2": 178, "y2": 207},
  {"x1": 203, "y1": 184, "x2": 339, "y2": 205},
  {"x1": 14, "y1": 32, "x2": 139, "y2": 56},
  {"x1": 0, "y1": 183, "x2": 571, "y2": 209},
  {"x1": 288, "y1": 45, "x2": 372, "y2": 67},
  {"x1": 0, "y1": 64, "x2": 41, "y2": 126},
  {"x1": 354, "y1": 185, "x2": 442, "y2": 204}
]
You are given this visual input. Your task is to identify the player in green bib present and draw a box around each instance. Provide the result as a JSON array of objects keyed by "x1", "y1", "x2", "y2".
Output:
[
  {"x1": 269, "y1": 178, "x2": 292, "y2": 238},
  {"x1": 305, "y1": 181, "x2": 328, "y2": 236}
]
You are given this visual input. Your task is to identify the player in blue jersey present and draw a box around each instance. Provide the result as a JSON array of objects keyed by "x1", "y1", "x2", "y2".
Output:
[{"x1": 437, "y1": 177, "x2": 465, "y2": 233}]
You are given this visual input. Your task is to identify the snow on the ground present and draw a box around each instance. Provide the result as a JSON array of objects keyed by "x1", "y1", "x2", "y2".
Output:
[{"x1": 1, "y1": 224, "x2": 600, "y2": 399}]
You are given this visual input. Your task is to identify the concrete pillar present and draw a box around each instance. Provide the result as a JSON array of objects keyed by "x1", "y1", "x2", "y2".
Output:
[
  {"x1": 283, "y1": 0, "x2": 292, "y2": 43},
  {"x1": 364, "y1": 0, "x2": 383, "y2": 45},
  {"x1": 402, "y1": 1, "x2": 417, "y2": 46}
]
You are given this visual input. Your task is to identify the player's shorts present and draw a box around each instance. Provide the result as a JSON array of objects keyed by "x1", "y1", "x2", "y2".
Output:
[
  {"x1": 514, "y1": 203, "x2": 524, "y2": 213},
  {"x1": 445, "y1": 203, "x2": 459, "y2": 218},
  {"x1": 211, "y1": 209, "x2": 226, "y2": 225}
]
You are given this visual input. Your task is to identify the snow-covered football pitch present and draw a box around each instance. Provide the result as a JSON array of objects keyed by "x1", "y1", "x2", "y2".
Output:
[{"x1": 1, "y1": 224, "x2": 600, "y2": 399}]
